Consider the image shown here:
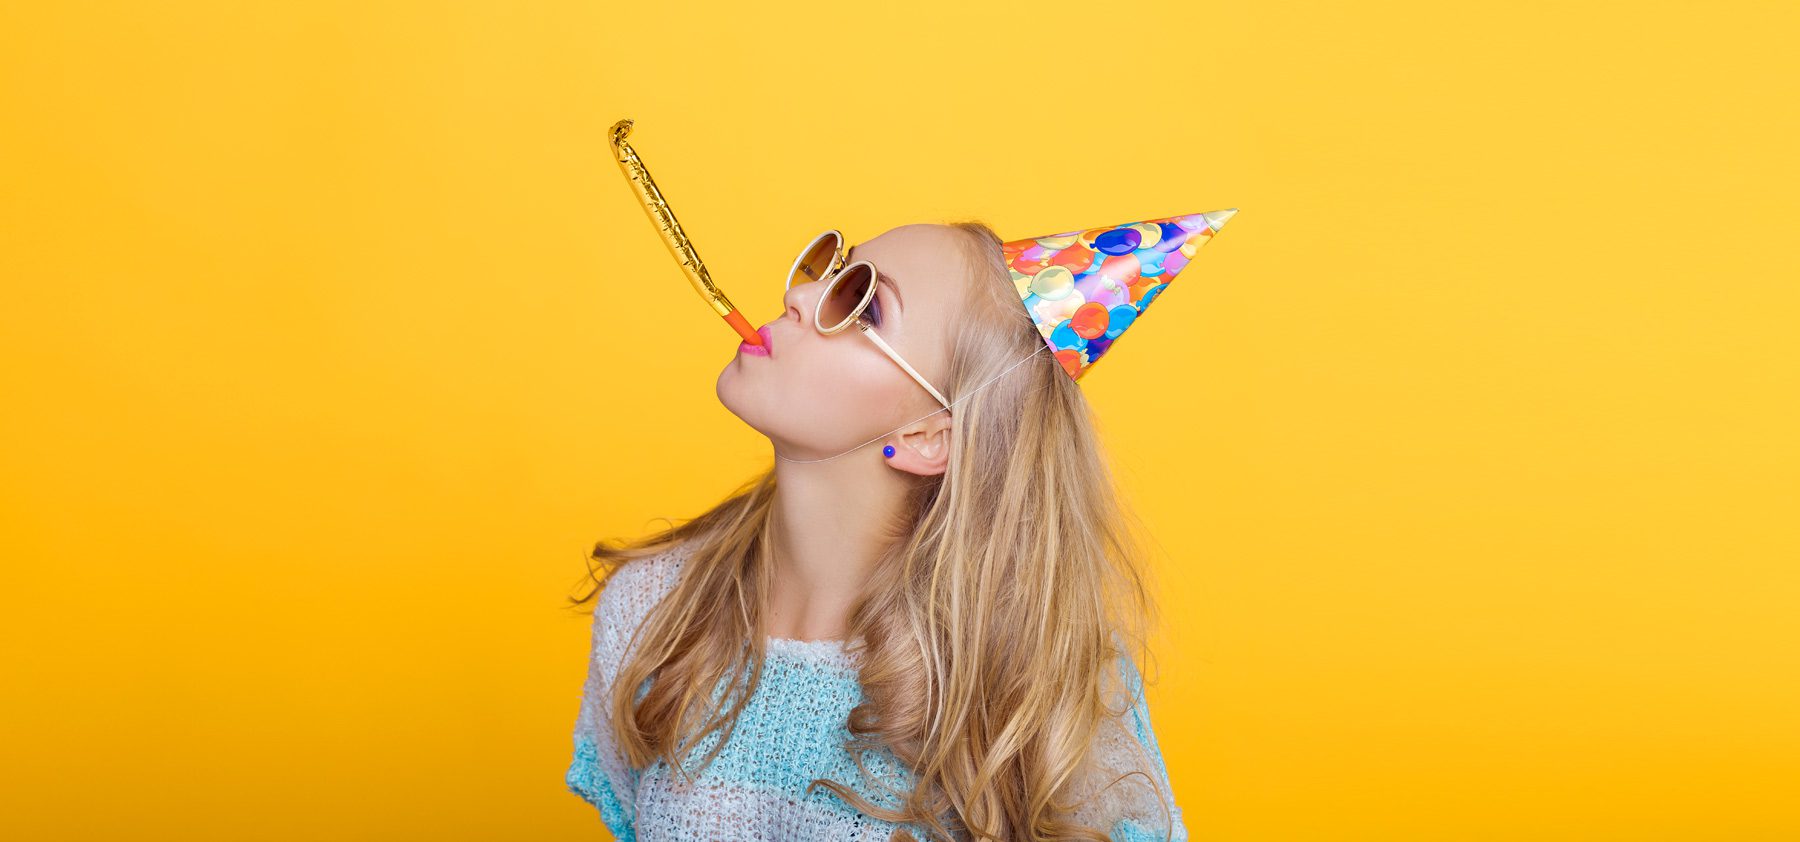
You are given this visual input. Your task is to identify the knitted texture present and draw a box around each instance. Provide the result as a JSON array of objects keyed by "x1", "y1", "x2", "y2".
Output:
[{"x1": 567, "y1": 540, "x2": 1188, "y2": 841}]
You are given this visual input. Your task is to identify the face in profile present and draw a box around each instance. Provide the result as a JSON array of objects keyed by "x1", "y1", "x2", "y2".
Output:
[{"x1": 716, "y1": 224, "x2": 972, "y2": 468}]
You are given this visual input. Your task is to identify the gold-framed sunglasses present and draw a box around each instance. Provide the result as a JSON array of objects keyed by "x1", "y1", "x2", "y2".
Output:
[{"x1": 785, "y1": 229, "x2": 951, "y2": 410}]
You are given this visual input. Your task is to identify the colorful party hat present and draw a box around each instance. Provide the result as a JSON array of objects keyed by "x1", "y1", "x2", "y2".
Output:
[{"x1": 1002, "y1": 209, "x2": 1236, "y2": 381}]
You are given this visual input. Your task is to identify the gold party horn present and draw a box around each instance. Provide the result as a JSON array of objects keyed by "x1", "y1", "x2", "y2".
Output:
[{"x1": 607, "y1": 118, "x2": 763, "y2": 347}]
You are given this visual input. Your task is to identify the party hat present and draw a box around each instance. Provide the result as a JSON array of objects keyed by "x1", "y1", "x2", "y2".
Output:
[{"x1": 1001, "y1": 208, "x2": 1236, "y2": 381}]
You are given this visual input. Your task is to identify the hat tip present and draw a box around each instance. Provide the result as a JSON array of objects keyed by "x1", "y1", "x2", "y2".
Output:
[{"x1": 1201, "y1": 208, "x2": 1238, "y2": 231}]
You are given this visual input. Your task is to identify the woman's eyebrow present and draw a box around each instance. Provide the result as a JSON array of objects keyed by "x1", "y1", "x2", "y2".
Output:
[{"x1": 847, "y1": 246, "x2": 904, "y2": 312}]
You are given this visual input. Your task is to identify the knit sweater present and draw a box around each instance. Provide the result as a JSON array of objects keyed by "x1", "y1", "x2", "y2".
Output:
[{"x1": 565, "y1": 540, "x2": 1188, "y2": 841}]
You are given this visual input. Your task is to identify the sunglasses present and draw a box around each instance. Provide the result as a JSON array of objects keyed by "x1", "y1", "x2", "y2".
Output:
[{"x1": 785, "y1": 229, "x2": 951, "y2": 410}]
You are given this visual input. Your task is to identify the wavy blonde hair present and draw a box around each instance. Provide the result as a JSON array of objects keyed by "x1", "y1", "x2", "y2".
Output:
[{"x1": 570, "y1": 220, "x2": 1167, "y2": 841}]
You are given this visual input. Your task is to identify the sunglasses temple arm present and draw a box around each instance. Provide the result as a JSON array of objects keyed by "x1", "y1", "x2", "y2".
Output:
[{"x1": 857, "y1": 324, "x2": 952, "y2": 409}]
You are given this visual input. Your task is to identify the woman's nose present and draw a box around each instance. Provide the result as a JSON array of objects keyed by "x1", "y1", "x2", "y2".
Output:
[{"x1": 782, "y1": 279, "x2": 820, "y2": 326}]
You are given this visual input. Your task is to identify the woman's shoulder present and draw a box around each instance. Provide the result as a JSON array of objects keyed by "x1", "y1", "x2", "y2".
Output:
[
  {"x1": 595, "y1": 540, "x2": 691, "y2": 623},
  {"x1": 588, "y1": 538, "x2": 696, "y2": 673},
  {"x1": 569, "y1": 539, "x2": 697, "y2": 825},
  {"x1": 1063, "y1": 648, "x2": 1186, "y2": 839}
]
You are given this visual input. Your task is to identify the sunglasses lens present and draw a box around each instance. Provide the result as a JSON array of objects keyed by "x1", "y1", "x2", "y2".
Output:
[
  {"x1": 819, "y1": 262, "x2": 873, "y2": 331},
  {"x1": 789, "y1": 232, "x2": 841, "y2": 288}
]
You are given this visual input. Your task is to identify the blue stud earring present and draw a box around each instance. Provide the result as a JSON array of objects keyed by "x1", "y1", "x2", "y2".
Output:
[{"x1": 882, "y1": 445, "x2": 895, "y2": 459}]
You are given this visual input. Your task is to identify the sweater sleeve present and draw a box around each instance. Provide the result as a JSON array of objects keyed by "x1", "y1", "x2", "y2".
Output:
[
  {"x1": 565, "y1": 545, "x2": 689, "y2": 841},
  {"x1": 1109, "y1": 654, "x2": 1187, "y2": 841},
  {"x1": 1068, "y1": 652, "x2": 1189, "y2": 842}
]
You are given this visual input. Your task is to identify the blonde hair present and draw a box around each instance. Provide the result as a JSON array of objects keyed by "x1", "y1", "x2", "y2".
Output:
[{"x1": 571, "y1": 220, "x2": 1166, "y2": 841}]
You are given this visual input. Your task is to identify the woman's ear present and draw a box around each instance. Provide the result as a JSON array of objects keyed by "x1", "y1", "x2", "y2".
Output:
[{"x1": 883, "y1": 413, "x2": 954, "y2": 477}]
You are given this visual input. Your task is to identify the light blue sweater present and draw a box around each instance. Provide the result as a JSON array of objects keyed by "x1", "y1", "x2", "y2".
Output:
[{"x1": 566, "y1": 542, "x2": 1187, "y2": 841}]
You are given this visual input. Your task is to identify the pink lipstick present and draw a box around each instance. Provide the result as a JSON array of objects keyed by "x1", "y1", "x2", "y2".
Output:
[{"x1": 739, "y1": 324, "x2": 772, "y2": 357}]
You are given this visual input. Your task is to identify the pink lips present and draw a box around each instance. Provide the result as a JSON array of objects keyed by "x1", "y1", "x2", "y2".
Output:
[{"x1": 739, "y1": 324, "x2": 773, "y2": 357}]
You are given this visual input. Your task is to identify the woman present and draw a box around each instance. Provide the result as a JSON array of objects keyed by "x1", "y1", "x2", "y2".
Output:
[{"x1": 567, "y1": 211, "x2": 1233, "y2": 841}]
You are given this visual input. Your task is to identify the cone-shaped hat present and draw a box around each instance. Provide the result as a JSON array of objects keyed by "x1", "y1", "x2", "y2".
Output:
[{"x1": 1001, "y1": 208, "x2": 1236, "y2": 381}]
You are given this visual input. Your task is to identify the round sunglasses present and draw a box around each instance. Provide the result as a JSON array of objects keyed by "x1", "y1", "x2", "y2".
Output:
[{"x1": 785, "y1": 230, "x2": 950, "y2": 409}]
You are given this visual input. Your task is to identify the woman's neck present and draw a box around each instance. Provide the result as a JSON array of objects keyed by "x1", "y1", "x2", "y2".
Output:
[{"x1": 763, "y1": 459, "x2": 907, "y2": 641}]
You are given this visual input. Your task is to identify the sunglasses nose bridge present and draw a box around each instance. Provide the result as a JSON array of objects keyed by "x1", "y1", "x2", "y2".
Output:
[
  {"x1": 778, "y1": 269, "x2": 836, "y2": 334},
  {"x1": 784, "y1": 231, "x2": 863, "y2": 333}
]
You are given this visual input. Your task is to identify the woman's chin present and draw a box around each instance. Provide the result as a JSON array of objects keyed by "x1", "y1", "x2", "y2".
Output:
[{"x1": 714, "y1": 369, "x2": 764, "y2": 429}]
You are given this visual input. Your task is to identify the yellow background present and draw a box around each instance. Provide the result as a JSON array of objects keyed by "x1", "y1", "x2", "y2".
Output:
[{"x1": 3, "y1": 1, "x2": 1796, "y2": 838}]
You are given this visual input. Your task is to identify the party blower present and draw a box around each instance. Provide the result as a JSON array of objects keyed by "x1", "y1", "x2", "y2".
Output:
[{"x1": 607, "y1": 118, "x2": 763, "y2": 347}]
